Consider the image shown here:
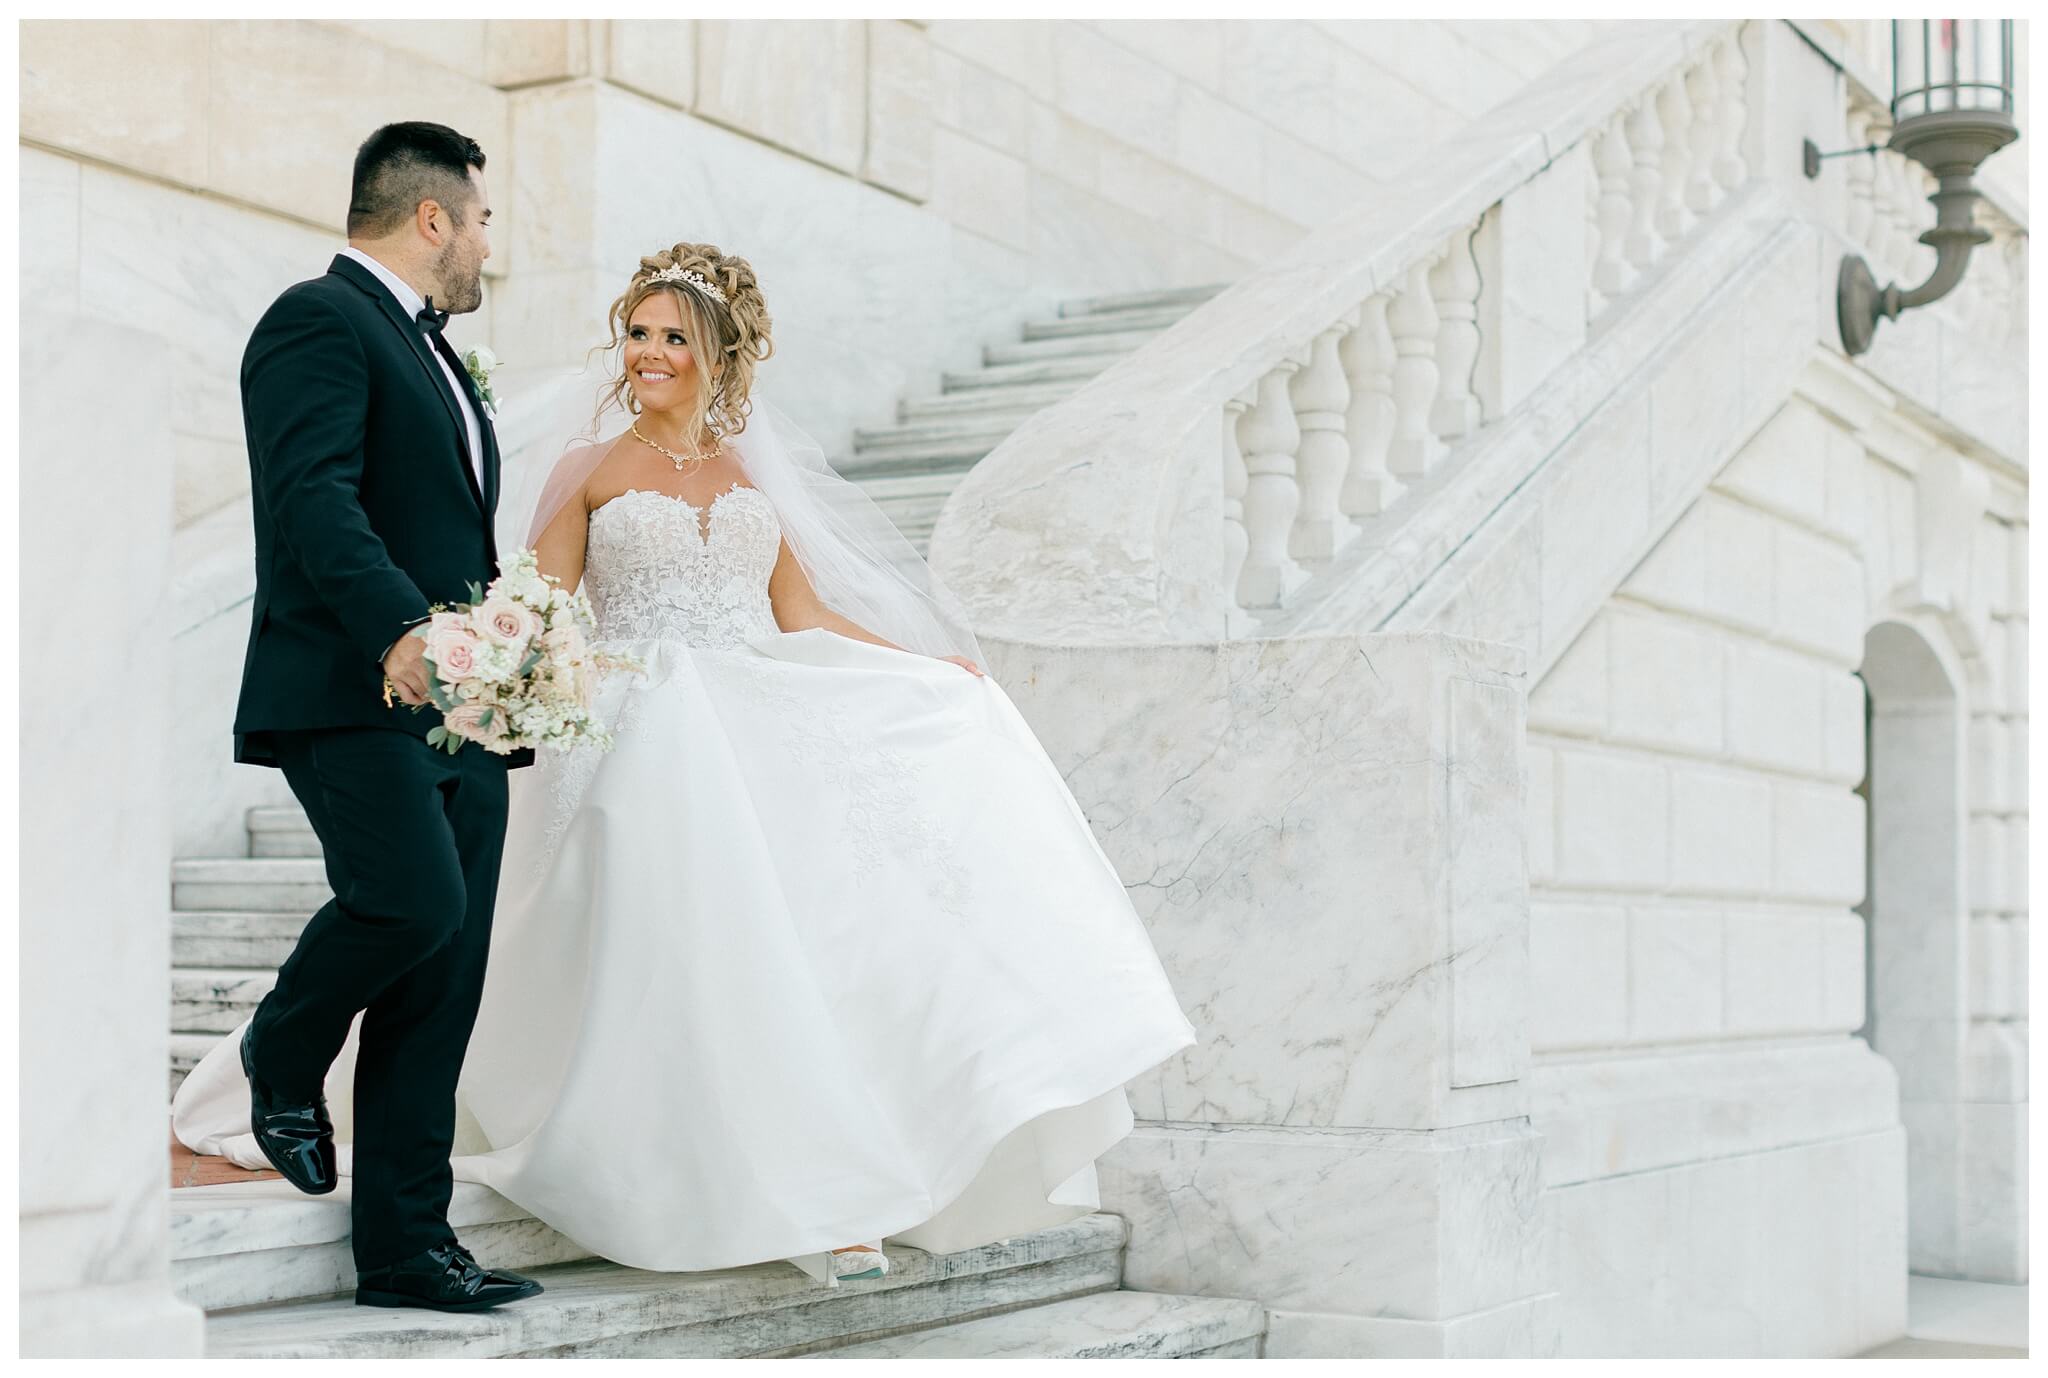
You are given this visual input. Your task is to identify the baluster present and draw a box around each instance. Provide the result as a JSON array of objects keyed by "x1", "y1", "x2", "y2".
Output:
[
  {"x1": 1388, "y1": 256, "x2": 1445, "y2": 479},
  {"x1": 1220, "y1": 391, "x2": 1251, "y2": 614},
  {"x1": 1340, "y1": 294, "x2": 1402, "y2": 515},
  {"x1": 1844, "y1": 108, "x2": 1875, "y2": 252},
  {"x1": 1713, "y1": 29, "x2": 1749, "y2": 189},
  {"x1": 1430, "y1": 223, "x2": 1483, "y2": 438},
  {"x1": 1624, "y1": 96, "x2": 1666, "y2": 269},
  {"x1": 1584, "y1": 147, "x2": 1606, "y2": 321},
  {"x1": 1655, "y1": 72, "x2": 1696, "y2": 241},
  {"x1": 1593, "y1": 116, "x2": 1636, "y2": 297},
  {"x1": 1236, "y1": 362, "x2": 1307, "y2": 608},
  {"x1": 1289, "y1": 324, "x2": 1357, "y2": 560},
  {"x1": 1684, "y1": 52, "x2": 1723, "y2": 214}
]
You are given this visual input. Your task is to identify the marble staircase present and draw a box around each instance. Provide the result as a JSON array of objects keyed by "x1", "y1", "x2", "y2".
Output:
[
  {"x1": 168, "y1": 814, "x2": 321, "y2": 1095},
  {"x1": 842, "y1": 284, "x2": 1223, "y2": 549},
  {"x1": 164, "y1": 807, "x2": 1266, "y2": 1357},
  {"x1": 170, "y1": 1183, "x2": 1262, "y2": 1358}
]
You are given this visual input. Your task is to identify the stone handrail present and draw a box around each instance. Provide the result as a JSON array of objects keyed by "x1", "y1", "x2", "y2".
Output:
[{"x1": 929, "y1": 18, "x2": 1755, "y2": 645}]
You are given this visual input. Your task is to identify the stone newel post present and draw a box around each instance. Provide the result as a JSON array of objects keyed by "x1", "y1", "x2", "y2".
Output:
[{"x1": 986, "y1": 631, "x2": 1550, "y2": 1359}]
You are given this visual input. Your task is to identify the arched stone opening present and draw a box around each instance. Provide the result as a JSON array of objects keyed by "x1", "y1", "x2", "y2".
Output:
[{"x1": 1856, "y1": 618, "x2": 1970, "y2": 1277}]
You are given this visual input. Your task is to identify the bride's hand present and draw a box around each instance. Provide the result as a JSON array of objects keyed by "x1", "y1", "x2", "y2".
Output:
[{"x1": 937, "y1": 655, "x2": 985, "y2": 678}]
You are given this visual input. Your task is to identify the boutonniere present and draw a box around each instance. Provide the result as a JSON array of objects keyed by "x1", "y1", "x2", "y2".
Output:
[{"x1": 462, "y1": 345, "x2": 501, "y2": 416}]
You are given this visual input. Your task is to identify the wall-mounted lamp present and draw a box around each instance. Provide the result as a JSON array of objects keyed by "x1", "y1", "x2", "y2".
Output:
[{"x1": 1804, "y1": 19, "x2": 2018, "y2": 355}]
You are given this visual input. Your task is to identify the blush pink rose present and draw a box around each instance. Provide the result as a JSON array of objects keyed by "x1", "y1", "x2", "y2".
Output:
[
  {"x1": 425, "y1": 624, "x2": 482, "y2": 680},
  {"x1": 475, "y1": 595, "x2": 542, "y2": 648},
  {"x1": 443, "y1": 701, "x2": 511, "y2": 753}
]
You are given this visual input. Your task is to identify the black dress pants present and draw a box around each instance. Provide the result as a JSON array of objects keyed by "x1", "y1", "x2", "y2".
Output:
[{"x1": 247, "y1": 726, "x2": 509, "y2": 1271}]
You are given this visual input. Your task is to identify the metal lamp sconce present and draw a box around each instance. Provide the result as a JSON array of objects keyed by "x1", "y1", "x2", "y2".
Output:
[{"x1": 1804, "y1": 19, "x2": 2018, "y2": 355}]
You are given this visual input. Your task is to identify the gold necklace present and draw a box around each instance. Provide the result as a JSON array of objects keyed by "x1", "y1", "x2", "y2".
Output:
[{"x1": 632, "y1": 421, "x2": 720, "y2": 472}]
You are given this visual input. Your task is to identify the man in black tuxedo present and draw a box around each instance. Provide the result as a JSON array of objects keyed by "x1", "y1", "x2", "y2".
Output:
[{"x1": 233, "y1": 121, "x2": 540, "y2": 1313}]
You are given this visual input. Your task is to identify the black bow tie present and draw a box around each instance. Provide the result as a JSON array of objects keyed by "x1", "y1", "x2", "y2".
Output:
[{"x1": 416, "y1": 297, "x2": 449, "y2": 335}]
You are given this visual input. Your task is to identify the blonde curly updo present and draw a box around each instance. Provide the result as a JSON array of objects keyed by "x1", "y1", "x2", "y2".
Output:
[{"x1": 596, "y1": 241, "x2": 773, "y2": 441}]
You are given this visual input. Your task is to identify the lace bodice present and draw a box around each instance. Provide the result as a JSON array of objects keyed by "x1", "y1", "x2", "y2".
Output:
[{"x1": 582, "y1": 487, "x2": 782, "y2": 648}]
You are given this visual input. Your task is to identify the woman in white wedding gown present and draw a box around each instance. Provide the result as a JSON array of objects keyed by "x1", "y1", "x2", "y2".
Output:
[{"x1": 173, "y1": 242, "x2": 1197, "y2": 1286}]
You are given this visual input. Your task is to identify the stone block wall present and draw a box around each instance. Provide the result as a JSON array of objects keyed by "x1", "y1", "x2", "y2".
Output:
[{"x1": 1527, "y1": 379, "x2": 2030, "y2": 1313}]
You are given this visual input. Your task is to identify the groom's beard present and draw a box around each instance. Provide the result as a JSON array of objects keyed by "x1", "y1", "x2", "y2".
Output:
[{"x1": 431, "y1": 240, "x2": 486, "y2": 314}]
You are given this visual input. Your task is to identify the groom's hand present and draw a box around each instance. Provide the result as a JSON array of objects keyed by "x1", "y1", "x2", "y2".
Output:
[{"x1": 382, "y1": 633, "x2": 432, "y2": 707}]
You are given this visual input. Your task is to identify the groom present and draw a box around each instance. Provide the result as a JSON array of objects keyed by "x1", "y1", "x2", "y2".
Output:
[{"x1": 232, "y1": 121, "x2": 540, "y2": 1312}]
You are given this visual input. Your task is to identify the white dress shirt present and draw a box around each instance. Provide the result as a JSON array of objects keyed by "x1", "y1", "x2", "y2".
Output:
[{"x1": 338, "y1": 246, "x2": 484, "y2": 493}]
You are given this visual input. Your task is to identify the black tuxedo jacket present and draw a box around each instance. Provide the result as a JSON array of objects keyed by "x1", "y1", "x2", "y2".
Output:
[{"x1": 233, "y1": 253, "x2": 531, "y2": 768}]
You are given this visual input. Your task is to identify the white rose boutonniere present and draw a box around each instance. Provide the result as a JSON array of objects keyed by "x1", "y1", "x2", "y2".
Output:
[{"x1": 462, "y1": 345, "x2": 501, "y2": 416}]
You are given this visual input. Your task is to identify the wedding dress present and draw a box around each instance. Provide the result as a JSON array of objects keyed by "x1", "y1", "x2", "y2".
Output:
[{"x1": 173, "y1": 464, "x2": 1198, "y2": 1283}]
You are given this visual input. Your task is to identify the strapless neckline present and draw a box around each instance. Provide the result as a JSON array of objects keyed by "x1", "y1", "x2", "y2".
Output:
[{"x1": 590, "y1": 485, "x2": 765, "y2": 545}]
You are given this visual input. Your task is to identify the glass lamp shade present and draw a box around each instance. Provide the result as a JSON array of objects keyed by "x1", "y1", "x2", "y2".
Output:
[{"x1": 1892, "y1": 19, "x2": 2015, "y2": 120}]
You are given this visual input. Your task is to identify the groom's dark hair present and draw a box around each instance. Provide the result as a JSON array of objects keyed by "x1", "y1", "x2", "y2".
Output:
[{"x1": 348, "y1": 121, "x2": 487, "y2": 239}]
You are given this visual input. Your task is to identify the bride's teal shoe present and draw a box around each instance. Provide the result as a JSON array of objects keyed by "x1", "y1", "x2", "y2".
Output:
[{"x1": 829, "y1": 1243, "x2": 888, "y2": 1281}]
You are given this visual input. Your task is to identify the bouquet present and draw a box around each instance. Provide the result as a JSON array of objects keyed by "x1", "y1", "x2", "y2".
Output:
[{"x1": 387, "y1": 550, "x2": 640, "y2": 755}]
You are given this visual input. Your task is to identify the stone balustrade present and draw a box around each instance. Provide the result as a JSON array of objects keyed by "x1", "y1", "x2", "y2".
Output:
[{"x1": 932, "y1": 19, "x2": 1755, "y2": 645}]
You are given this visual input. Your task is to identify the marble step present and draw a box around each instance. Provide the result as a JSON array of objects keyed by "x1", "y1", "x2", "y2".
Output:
[
  {"x1": 197, "y1": 1211, "x2": 1129, "y2": 1358},
  {"x1": 897, "y1": 380, "x2": 1079, "y2": 422},
  {"x1": 1056, "y1": 283, "x2": 1225, "y2": 318},
  {"x1": 247, "y1": 805, "x2": 311, "y2": 833},
  {"x1": 246, "y1": 805, "x2": 318, "y2": 856},
  {"x1": 171, "y1": 966, "x2": 277, "y2": 1033},
  {"x1": 941, "y1": 354, "x2": 1112, "y2": 391},
  {"x1": 171, "y1": 1179, "x2": 595, "y2": 1313},
  {"x1": 173, "y1": 910, "x2": 305, "y2": 967},
  {"x1": 173, "y1": 858, "x2": 329, "y2": 913},
  {"x1": 169, "y1": 1030, "x2": 220, "y2": 1097},
  {"x1": 1020, "y1": 303, "x2": 1192, "y2": 340},
  {"x1": 840, "y1": 438, "x2": 996, "y2": 478},
  {"x1": 852, "y1": 416, "x2": 1020, "y2": 451},
  {"x1": 982, "y1": 327, "x2": 1158, "y2": 366},
  {"x1": 825, "y1": 1289, "x2": 1267, "y2": 1359}
]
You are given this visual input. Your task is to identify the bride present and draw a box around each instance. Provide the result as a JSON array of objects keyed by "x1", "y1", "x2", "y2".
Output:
[{"x1": 173, "y1": 242, "x2": 1198, "y2": 1287}]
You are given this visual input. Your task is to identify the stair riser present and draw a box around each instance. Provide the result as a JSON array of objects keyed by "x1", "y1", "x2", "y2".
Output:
[
  {"x1": 942, "y1": 357, "x2": 1106, "y2": 390},
  {"x1": 208, "y1": 1249, "x2": 1121, "y2": 1359},
  {"x1": 1186, "y1": 1337, "x2": 1265, "y2": 1358},
  {"x1": 840, "y1": 452, "x2": 983, "y2": 480},
  {"x1": 175, "y1": 935, "x2": 298, "y2": 967},
  {"x1": 172, "y1": 969, "x2": 274, "y2": 1032},
  {"x1": 1021, "y1": 306, "x2": 1191, "y2": 341},
  {"x1": 898, "y1": 386, "x2": 1077, "y2": 422},
  {"x1": 983, "y1": 333, "x2": 1154, "y2": 367},
  {"x1": 1057, "y1": 284, "x2": 1223, "y2": 317},
  {"x1": 198, "y1": 1216, "x2": 1129, "y2": 1355},
  {"x1": 853, "y1": 419, "x2": 1016, "y2": 448},
  {"x1": 175, "y1": 882, "x2": 329, "y2": 913},
  {"x1": 250, "y1": 832, "x2": 321, "y2": 858},
  {"x1": 526, "y1": 1261, "x2": 1121, "y2": 1360},
  {"x1": 179, "y1": 1215, "x2": 593, "y2": 1315},
  {"x1": 172, "y1": 995, "x2": 269, "y2": 1034}
]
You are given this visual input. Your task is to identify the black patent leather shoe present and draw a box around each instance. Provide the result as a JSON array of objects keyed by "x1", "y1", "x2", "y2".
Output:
[
  {"x1": 241, "y1": 1025, "x2": 337, "y2": 1195},
  {"x1": 356, "y1": 1240, "x2": 545, "y2": 1312}
]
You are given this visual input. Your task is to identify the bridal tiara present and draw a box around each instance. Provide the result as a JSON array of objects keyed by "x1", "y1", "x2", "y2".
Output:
[{"x1": 645, "y1": 263, "x2": 729, "y2": 308}]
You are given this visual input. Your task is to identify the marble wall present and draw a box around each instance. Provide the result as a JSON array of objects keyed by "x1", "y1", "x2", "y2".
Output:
[{"x1": 19, "y1": 320, "x2": 205, "y2": 1356}]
